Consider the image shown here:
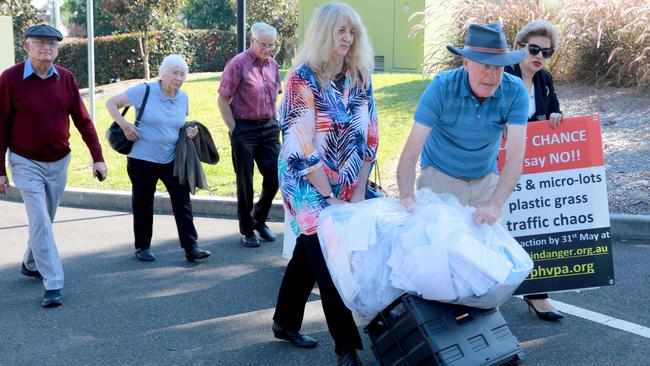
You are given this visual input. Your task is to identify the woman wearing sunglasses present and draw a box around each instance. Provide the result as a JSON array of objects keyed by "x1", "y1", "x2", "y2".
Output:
[
  {"x1": 506, "y1": 19, "x2": 564, "y2": 321},
  {"x1": 506, "y1": 19, "x2": 563, "y2": 129}
]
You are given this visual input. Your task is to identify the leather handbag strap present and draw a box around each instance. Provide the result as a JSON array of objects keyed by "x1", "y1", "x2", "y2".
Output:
[
  {"x1": 116, "y1": 83, "x2": 150, "y2": 127},
  {"x1": 374, "y1": 160, "x2": 382, "y2": 187},
  {"x1": 134, "y1": 83, "x2": 150, "y2": 127}
]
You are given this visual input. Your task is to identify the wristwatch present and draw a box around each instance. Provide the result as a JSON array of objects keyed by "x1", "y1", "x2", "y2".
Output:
[{"x1": 322, "y1": 191, "x2": 335, "y2": 200}]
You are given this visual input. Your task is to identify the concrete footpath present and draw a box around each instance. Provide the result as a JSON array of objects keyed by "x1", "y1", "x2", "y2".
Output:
[
  {"x1": 1, "y1": 191, "x2": 649, "y2": 365},
  {"x1": 2, "y1": 187, "x2": 650, "y2": 240}
]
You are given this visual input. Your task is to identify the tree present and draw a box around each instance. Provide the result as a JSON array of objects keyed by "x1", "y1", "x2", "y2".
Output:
[
  {"x1": 61, "y1": 0, "x2": 120, "y2": 37},
  {"x1": 246, "y1": 0, "x2": 298, "y2": 65},
  {"x1": 183, "y1": 0, "x2": 234, "y2": 30},
  {"x1": 100, "y1": 0, "x2": 186, "y2": 79},
  {"x1": 0, "y1": 0, "x2": 46, "y2": 59}
]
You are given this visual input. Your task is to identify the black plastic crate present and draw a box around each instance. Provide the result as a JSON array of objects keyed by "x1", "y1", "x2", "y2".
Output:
[{"x1": 365, "y1": 294, "x2": 524, "y2": 366}]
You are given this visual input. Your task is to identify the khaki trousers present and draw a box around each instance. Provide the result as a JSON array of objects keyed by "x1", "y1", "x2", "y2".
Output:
[
  {"x1": 9, "y1": 152, "x2": 70, "y2": 290},
  {"x1": 417, "y1": 166, "x2": 499, "y2": 208}
]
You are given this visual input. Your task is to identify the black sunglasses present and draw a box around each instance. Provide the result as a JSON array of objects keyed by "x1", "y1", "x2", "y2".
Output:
[{"x1": 520, "y1": 42, "x2": 555, "y2": 58}]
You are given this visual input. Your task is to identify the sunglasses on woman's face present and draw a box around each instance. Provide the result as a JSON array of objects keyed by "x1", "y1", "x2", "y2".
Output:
[{"x1": 520, "y1": 42, "x2": 555, "y2": 58}]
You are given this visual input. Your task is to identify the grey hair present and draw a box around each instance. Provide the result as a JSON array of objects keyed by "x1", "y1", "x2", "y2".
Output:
[
  {"x1": 514, "y1": 19, "x2": 560, "y2": 50},
  {"x1": 250, "y1": 22, "x2": 277, "y2": 40},
  {"x1": 159, "y1": 54, "x2": 189, "y2": 79}
]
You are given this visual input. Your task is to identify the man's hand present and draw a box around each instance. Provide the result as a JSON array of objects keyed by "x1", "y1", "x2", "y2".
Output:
[
  {"x1": 0, "y1": 176, "x2": 10, "y2": 195},
  {"x1": 472, "y1": 203, "x2": 502, "y2": 226},
  {"x1": 548, "y1": 113, "x2": 563, "y2": 129},
  {"x1": 400, "y1": 196, "x2": 416, "y2": 213},
  {"x1": 93, "y1": 162, "x2": 108, "y2": 180}
]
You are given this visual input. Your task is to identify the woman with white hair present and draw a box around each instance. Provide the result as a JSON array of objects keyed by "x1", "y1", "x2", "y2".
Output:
[
  {"x1": 106, "y1": 54, "x2": 211, "y2": 263},
  {"x1": 271, "y1": 3, "x2": 377, "y2": 366}
]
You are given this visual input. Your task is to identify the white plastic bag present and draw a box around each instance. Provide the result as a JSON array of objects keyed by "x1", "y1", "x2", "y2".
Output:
[
  {"x1": 317, "y1": 189, "x2": 534, "y2": 321},
  {"x1": 318, "y1": 198, "x2": 408, "y2": 321}
]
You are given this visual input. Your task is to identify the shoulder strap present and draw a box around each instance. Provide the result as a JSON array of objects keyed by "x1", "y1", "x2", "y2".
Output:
[{"x1": 134, "y1": 83, "x2": 150, "y2": 127}]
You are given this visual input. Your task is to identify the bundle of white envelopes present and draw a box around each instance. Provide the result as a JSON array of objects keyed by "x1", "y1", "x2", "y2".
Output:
[{"x1": 318, "y1": 189, "x2": 534, "y2": 322}]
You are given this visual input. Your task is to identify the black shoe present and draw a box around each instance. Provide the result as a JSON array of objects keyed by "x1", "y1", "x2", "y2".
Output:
[
  {"x1": 135, "y1": 248, "x2": 156, "y2": 262},
  {"x1": 272, "y1": 322, "x2": 318, "y2": 349},
  {"x1": 42, "y1": 289, "x2": 63, "y2": 308},
  {"x1": 185, "y1": 245, "x2": 211, "y2": 262},
  {"x1": 254, "y1": 223, "x2": 276, "y2": 242},
  {"x1": 240, "y1": 233, "x2": 261, "y2": 248},
  {"x1": 21, "y1": 263, "x2": 43, "y2": 281},
  {"x1": 336, "y1": 350, "x2": 363, "y2": 366},
  {"x1": 524, "y1": 297, "x2": 564, "y2": 321}
]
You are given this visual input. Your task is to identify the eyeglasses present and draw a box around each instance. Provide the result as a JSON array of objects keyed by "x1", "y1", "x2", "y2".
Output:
[
  {"x1": 30, "y1": 39, "x2": 59, "y2": 48},
  {"x1": 520, "y1": 42, "x2": 554, "y2": 58},
  {"x1": 254, "y1": 39, "x2": 275, "y2": 50}
]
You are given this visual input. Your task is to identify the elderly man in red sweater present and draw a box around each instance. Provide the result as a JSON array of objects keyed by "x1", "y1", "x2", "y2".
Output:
[{"x1": 0, "y1": 24, "x2": 107, "y2": 308}]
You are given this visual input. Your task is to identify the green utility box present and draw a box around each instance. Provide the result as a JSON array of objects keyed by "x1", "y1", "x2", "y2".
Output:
[{"x1": 298, "y1": 0, "x2": 425, "y2": 72}]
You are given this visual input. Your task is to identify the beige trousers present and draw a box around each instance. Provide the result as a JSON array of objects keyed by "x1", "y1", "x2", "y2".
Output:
[{"x1": 416, "y1": 166, "x2": 499, "y2": 208}]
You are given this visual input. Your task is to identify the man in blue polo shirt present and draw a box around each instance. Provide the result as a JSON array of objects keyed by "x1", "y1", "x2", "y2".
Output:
[{"x1": 397, "y1": 22, "x2": 528, "y2": 226}]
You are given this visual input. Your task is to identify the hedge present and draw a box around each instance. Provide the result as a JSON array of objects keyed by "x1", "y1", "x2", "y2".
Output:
[{"x1": 54, "y1": 29, "x2": 241, "y2": 88}]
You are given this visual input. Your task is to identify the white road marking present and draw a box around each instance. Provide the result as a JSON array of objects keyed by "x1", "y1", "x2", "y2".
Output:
[{"x1": 548, "y1": 299, "x2": 650, "y2": 339}]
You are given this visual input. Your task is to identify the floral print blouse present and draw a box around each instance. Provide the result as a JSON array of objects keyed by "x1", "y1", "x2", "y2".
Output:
[{"x1": 279, "y1": 64, "x2": 379, "y2": 236}]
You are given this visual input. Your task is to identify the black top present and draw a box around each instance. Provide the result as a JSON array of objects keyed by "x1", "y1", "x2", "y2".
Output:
[{"x1": 505, "y1": 64, "x2": 561, "y2": 122}]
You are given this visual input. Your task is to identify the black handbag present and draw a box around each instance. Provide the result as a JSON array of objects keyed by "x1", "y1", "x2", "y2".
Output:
[{"x1": 105, "y1": 83, "x2": 150, "y2": 154}]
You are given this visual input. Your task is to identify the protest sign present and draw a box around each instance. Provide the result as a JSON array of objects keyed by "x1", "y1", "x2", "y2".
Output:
[{"x1": 498, "y1": 115, "x2": 615, "y2": 294}]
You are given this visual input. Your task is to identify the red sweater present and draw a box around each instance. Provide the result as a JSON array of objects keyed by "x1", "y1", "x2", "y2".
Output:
[{"x1": 0, "y1": 61, "x2": 104, "y2": 176}]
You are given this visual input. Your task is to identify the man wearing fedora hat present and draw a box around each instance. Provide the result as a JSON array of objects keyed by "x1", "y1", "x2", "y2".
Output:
[
  {"x1": 397, "y1": 22, "x2": 528, "y2": 226},
  {"x1": 0, "y1": 24, "x2": 107, "y2": 307}
]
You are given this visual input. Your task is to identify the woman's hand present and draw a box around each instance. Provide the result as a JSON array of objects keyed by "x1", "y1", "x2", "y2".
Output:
[
  {"x1": 548, "y1": 113, "x2": 563, "y2": 129},
  {"x1": 121, "y1": 123, "x2": 140, "y2": 141},
  {"x1": 186, "y1": 126, "x2": 199, "y2": 139},
  {"x1": 325, "y1": 197, "x2": 347, "y2": 205},
  {"x1": 349, "y1": 189, "x2": 365, "y2": 203}
]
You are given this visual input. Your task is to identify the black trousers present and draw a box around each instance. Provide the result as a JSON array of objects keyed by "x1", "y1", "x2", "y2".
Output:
[
  {"x1": 127, "y1": 157, "x2": 198, "y2": 250},
  {"x1": 524, "y1": 293, "x2": 549, "y2": 300},
  {"x1": 230, "y1": 118, "x2": 280, "y2": 235},
  {"x1": 273, "y1": 234, "x2": 363, "y2": 354}
]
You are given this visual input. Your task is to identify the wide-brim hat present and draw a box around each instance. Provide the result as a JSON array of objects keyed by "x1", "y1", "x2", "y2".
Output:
[
  {"x1": 447, "y1": 23, "x2": 524, "y2": 66},
  {"x1": 24, "y1": 24, "x2": 63, "y2": 41}
]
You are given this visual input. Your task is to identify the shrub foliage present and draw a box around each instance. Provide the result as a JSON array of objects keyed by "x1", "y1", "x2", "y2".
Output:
[
  {"x1": 54, "y1": 29, "x2": 239, "y2": 88},
  {"x1": 417, "y1": 0, "x2": 649, "y2": 88}
]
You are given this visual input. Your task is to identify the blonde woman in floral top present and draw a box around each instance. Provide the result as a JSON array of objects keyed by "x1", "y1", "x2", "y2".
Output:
[{"x1": 271, "y1": 3, "x2": 377, "y2": 366}]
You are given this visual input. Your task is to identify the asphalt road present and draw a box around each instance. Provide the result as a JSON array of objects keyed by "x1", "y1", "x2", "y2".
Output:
[{"x1": 0, "y1": 200, "x2": 648, "y2": 366}]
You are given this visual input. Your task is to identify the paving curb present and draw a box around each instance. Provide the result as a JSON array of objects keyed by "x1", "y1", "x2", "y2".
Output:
[
  {"x1": 1, "y1": 188, "x2": 648, "y2": 241},
  {"x1": 0, "y1": 187, "x2": 285, "y2": 220},
  {"x1": 609, "y1": 214, "x2": 650, "y2": 241}
]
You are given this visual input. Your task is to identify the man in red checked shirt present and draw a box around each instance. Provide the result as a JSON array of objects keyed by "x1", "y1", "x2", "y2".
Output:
[
  {"x1": 0, "y1": 24, "x2": 107, "y2": 308},
  {"x1": 217, "y1": 22, "x2": 282, "y2": 248}
]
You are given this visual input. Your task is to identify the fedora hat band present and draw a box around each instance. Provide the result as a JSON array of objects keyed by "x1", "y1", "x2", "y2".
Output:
[{"x1": 464, "y1": 46, "x2": 508, "y2": 54}]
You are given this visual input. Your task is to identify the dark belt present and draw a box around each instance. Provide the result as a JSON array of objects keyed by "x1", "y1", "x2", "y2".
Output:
[{"x1": 235, "y1": 118, "x2": 275, "y2": 125}]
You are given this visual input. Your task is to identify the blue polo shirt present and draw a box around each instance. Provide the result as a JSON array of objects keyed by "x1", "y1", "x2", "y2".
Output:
[
  {"x1": 414, "y1": 66, "x2": 528, "y2": 179},
  {"x1": 125, "y1": 81, "x2": 189, "y2": 164}
]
